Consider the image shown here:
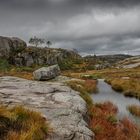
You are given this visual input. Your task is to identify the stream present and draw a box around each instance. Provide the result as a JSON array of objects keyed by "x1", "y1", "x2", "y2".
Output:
[{"x1": 91, "y1": 79, "x2": 140, "y2": 125}]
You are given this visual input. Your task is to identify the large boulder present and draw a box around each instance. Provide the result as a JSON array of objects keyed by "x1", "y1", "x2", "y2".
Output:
[
  {"x1": 0, "y1": 36, "x2": 27, "y2": 59},
  {"x1": 10, "y1": 37, "x2": 27, "y2": 53},
  {"x1": 0, "y1": 36, "x2": 12, "y2": 59},
  {"x1": 33, "y1": 65, "x2": 61, "y2": 81}
]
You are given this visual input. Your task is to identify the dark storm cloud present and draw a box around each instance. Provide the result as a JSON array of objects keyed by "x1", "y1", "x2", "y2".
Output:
[
  {"x1": 1, "y1": 0, "x2": 140, "y2": 8},
  {"x1": 0, "y1": 0, "x2": 140, "y2": 55}
]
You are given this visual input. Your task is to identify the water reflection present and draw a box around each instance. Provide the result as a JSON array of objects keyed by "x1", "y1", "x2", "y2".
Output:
[{"x1": 91, "y1": 79, "x2": 140, "y2": 125}]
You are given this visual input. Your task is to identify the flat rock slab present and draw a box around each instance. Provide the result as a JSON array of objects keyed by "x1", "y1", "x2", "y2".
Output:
[{"x1": 0, "y1": 76, "x2": 94, "y2": 140}]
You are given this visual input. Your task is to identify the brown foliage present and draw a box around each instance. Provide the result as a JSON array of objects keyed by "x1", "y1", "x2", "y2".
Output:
[{"x1": 90, "y1": 101, "x2": 140, "y2": 140}]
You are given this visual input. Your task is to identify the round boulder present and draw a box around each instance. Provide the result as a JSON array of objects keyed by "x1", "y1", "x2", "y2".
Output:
[{"x1": 33, "y1": 64, "x2": 61, "y2": 81}]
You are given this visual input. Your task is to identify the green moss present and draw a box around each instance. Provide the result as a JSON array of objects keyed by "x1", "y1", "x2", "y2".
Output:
[
  {"x1": 106, "y1": 114, "x2": 118, "y2": 124},
  {"x1": 0, "y1": 59, "x2": 10, "y2": 71}
]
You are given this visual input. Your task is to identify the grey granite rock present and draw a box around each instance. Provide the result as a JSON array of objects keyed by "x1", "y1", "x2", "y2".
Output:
[
  {"x1": 0, "y1": 36, "x2": 26, "y2": 59},
  {"x1": 0, "y1": 76, "x2": 94, "y2": 140},
  {"x1": 33, "y1": 65, "x2": 61, "y2": 81}
]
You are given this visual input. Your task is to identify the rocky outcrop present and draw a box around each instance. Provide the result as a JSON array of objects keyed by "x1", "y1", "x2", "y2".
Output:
[
  {"x1": 19, "y1": 46, "x2": 81, "y2": 67},
  {"x1": 0, "y1": 36, "x2": 27, "y2": 59},
  {"x1": 33, "y1": 65, "x2": 61, "y2": 81},
  {"x1": 0, "y1": 76, "x2": 94, "y2": 140},
  {"x1": 0, "y1": 36, "x2": 81, "y2": 67}
]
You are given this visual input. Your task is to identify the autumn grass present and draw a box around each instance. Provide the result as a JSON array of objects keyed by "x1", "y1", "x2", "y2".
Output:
[
  {"x1": 106, "y1": 78, "x2": 140, "y2": 99},
  {"x1": 0, "y1": 105, "x2": 49, "y2": 140},
  {"x1": 90, "y1": 101, "x2": 140, "y2": 140},
  {"x1": 128, "y1": 105, "x2": 140, "y2": 117}
]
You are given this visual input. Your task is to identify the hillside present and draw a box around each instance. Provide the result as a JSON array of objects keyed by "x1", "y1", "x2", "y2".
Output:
[
  {"x1": 85, "y1": 54, "x2": 132, "y2": 64},
  {"x1": 116, "y1": 56, "x2": 140, "y2": 68},
  {"x1": 84, "y1": 54, "x2": 132, "y2": 70}
]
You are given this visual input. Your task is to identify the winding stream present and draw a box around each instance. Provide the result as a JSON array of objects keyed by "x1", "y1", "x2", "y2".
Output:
[{"x1": 91, "y1": 79, "x2": 140, "y2": 125}]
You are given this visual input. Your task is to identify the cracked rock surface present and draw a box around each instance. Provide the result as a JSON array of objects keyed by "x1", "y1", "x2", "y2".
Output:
[{"x1": 0, "y1": 76, "x2": 94, "y2": 140}]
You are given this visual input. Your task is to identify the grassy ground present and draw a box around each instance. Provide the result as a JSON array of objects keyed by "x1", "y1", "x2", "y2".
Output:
[
  {"x1": 63, "y1": 67, "x2": 140, "y2": 99},
  {"x1": 128, "y1": 105, "x2": 140, "y2": 117},
  {"x1": 0, "y1": 66, "x2": 41, "y2": 80},
  {"x1": 0, "y1": 105, "x2": 49, "y2": 140},
  {"x1": 63, "y1": 67, "x2": 140, "y2": 79}
]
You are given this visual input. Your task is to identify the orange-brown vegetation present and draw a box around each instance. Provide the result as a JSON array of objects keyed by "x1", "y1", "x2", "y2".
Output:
[{"x1": 90, "y1": 101, "x2": 140, "y2": 140}]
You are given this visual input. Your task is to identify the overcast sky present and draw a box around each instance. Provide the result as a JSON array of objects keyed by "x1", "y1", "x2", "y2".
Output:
[{"x1": 0, "y1": 0, "x2": 140, "y2": 55}]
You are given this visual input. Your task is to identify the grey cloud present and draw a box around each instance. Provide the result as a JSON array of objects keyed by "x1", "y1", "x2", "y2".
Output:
[{"x1": 0, "y1": 0, "x2": 140, "y2": 55}]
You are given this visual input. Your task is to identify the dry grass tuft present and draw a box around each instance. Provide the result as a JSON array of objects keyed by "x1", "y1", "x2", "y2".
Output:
[
  {"x1": 105, "y1": 78, "x2": 140, "y2": 99},
  {"x1": 128, "y1": 105, "x2": 140, "y2": 117},
  {"x1": 0, "y1": 105, "x2": 49, "y2": 140}
]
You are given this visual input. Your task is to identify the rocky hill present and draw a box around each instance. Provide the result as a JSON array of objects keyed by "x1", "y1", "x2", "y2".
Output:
[
  {"x1": 85, "y1": 54, "x2": 132, "y2": 64},
  {"x1": 84, "y1": 54, "x2": 132, "y2": 70},
  {"x1": 0, "y1": 36, "x2": 81, "y2": 67},
  {"x1": 116, "y1": 56, "x2": 140, "y2": 68}
]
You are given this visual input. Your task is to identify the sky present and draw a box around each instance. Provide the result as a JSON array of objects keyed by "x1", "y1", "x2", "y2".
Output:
[{"x1": 0, "y1": 0, "x2": 140, "y2": 56}]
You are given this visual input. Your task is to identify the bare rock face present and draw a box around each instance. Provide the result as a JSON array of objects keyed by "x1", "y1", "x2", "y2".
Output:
[
  {"x1": 0, "y1": 76, "x2": 94, "y2": 140},
  {"x1": 0, "y1": 36, "x2": 11, "y2": 59},
  {"x1": 20, "y1": 46, "x2": 81, "y2": 67},
  {"x1": 0, "y1": 36, "x2": 27, "y2": 59},
  {"x1": 33, "y1": 65, "x2": 61, "y2": 81}
]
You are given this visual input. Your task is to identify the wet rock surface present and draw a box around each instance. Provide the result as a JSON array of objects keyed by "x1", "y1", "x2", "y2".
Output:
[{"x1": 0, "y1": 76, "x2": 94, "y2": 140}]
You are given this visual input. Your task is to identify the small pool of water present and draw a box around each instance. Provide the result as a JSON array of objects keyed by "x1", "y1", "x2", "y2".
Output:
[{"x1": 91, "y1": 79, "x2": 140, "y2": 125}]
